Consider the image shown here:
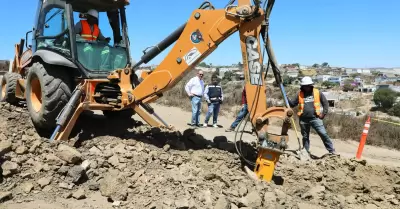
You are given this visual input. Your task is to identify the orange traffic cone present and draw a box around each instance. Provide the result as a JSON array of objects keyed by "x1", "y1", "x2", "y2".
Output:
[{"x1": 356, "y1": 116, "x2": 371, "y2": 159}]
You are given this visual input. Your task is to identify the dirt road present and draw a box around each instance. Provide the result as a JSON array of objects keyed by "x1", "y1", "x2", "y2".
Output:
[{"x1": 144, "y1": 104, "x2": 400, "y2": 167}]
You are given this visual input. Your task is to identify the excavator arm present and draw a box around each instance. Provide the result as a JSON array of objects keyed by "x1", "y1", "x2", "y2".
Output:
[{"x1": 126, "y1": 0, "x2": 293, "y2": 146}]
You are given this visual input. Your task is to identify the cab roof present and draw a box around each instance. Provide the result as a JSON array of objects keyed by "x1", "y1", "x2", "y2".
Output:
[{"x1": 65, "y1": 0, "x2": 129, "y2": 12}]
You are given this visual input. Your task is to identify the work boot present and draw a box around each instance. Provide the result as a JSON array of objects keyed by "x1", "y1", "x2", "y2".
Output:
[
  {"x1": 225, "y1": 127, "x2": 234, "y2": 132},
  {"x1": 213, "y1": 124, "x2": 218, "y2": 128}
]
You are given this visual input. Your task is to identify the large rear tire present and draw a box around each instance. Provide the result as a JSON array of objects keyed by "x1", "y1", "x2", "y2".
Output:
[
  {"x1": 26, "y1": 62, "x2": 73, "y2": 131},
  {"x1": 0, "y1": 72, "x2": 22, "y2": 104}
]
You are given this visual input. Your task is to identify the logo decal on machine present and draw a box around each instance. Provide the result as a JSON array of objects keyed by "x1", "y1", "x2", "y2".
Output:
[
  {"x1": 190, "y1": 30, "x2": 203, "y2": 44},
  {"x1": 245, "y1": 36, "x2": 263, "y2": 86},
  {"x1": 184, "y1": 47, "x2": 202, "y2": 66}
]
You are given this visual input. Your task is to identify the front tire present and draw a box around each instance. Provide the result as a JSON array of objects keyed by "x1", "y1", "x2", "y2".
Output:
[
  {"x1": 26, "y1": 62, "x2": 72, "y2": 131},
  {"x1": 0, "y1": 72, "x2": 21, "y2": 104}
]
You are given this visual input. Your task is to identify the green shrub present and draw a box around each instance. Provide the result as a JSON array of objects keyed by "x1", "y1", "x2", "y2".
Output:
[{"x1": 373, "y1": 88, "x2": 397, "y2": 110}]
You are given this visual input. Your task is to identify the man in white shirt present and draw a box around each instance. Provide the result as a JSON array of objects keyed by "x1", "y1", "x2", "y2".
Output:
[{"x1": 185, "y1": 70, "x2": 205, "y2": 126}]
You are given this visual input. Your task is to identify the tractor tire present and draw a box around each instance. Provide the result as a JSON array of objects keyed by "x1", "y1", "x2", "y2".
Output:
[
  {"x1": 0, "y1": 72, "x2": 22, "y2": 104},
  {"x1": 25, "y1": 62, "x2": 73, "y2": 131}
]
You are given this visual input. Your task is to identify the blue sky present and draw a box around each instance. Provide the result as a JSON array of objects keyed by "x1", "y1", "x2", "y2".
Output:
[{"x1": 0, "y1": 0, "x2": 398, "y2": 68}]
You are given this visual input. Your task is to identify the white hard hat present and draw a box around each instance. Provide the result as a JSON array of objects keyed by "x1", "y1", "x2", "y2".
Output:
[
  {"x1": 300, "y1": 76, "x2": 314, "y2": 86},
  {"x1": 86, "y1": 9, "x2": 99, "y2": 19}
]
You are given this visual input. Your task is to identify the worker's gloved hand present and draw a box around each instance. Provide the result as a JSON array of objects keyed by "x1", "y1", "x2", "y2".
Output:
[
  {"x1": 207, "y1": 100, "x2": 211, "y2": 104},
  {"x1": 105, "y1": 37, "x2": 111, "y2": 43},
  {"x1": 318, "y1": 114, "x2": 325, "y2": 120}
]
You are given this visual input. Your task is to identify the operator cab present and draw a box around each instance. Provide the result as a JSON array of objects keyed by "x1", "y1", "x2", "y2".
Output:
[{"x1": 34, "y1": 0, "x2": 131, "y2": 77}]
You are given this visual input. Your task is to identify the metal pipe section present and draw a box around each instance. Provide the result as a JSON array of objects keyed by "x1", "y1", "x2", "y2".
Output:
[
  {"x1": 141, "y1": 103, "x2": 169, "y2": 127},
  {"x1": 132, "y1": 22, "x2": 187, "y2": 69},
  {"x1": 49, "y1": 88, "x2": 83, "y2": 141}
]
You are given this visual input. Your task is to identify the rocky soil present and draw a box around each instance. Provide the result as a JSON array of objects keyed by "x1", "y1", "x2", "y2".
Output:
[{"x1": 0, "y1": 102, "x2": 400, "y2": 209}]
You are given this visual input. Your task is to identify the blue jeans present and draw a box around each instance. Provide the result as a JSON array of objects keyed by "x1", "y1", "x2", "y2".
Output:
[
  {"x1": 300, "y1": 117, "x2": 335, "y2": 153},
  {"x1": 204, "y1": 102, "x2": 220, "y2": 124},
  {"x1": 190, "y1": 96, "x2": 202, "y2": 125},
  {"x1": 230, "y1": 104, "x2": 249, "y2": 129}
]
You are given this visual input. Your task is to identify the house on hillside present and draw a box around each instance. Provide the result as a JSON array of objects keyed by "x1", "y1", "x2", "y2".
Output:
[
  {"x1": 300, "y1": 69, "x2": 317, "y2": 77},
  {"x1": 321, "y1": 92, "x2": 339, "y2": 108},
  {"x1": 376, "y1": 84, "x2": 400, "y2": 93},
  {"x1": 328, "y1": 76, "x2": 341, "y2": 84},
  {"x1": 285, "y1": 71, "x2": 299, "y2": 78},
  {"x1": 375, "y1": 73, "x2": 400, "y2": 84},
  {"x1": 316, "y1": 75, "x2": 332, "y2": 82}
]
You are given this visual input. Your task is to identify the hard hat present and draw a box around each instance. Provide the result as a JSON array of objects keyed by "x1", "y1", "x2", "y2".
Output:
[
  {"x1": 86, "y1": 9, "x2": 99, "y2": 19},
  {"x1": 300, "y1": 76, "x2": 314, "y2": 86}
]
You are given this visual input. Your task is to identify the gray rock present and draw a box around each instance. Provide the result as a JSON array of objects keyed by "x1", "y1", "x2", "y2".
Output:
[
  {"x1": 57, "y1": 144, "x2": 82, "y2": 164},
  {"x1": 88, "y1": 182, "x2": 100, "y2": 191},
  {"x1": 371, "y1": 192, "x2": 384, "y2": 201},
  {"x1": 393, "y1": 185, "x2": 400, "y2": 194},
  {"x1": 21, "y1": 182, "x2": 34, "y2": 193},
  {"x1": 99, "y1": 171, "x2": 128, "y2": 201},
  {"x1": 108, "y1": 155, "x2": 120, "y2": 167},
  {"x1": 0, "y1": 192, "x2": 12, "y2": 203},
  {"x1": 238, "y1": 186, "x2": 248, "y2": 197},
  {"x1": 112, "y1": 201, "x2": 121, "y2": 207},
  {"x1": 81, "y1": 160, "x2": 91, "y2": 170},
  {"x1": 15, "y1": 145, "x2": 28, "y2": 155},
  {"x1": 365, "y1": 204, "x2": 378, "y2": 209},
  {"x1": 113, "y1": 143, "x2": 126, "y2": 154},
  {"x1": 0, "y1": 141, "x2": 12, "y2": 156},
  {"x1": 89, "y1": 146, "x2": 102, "y2": 155},
  {"x1": 0, "y1": 133, "x2": 7, "y2": 141},
  {"x1": 346, "y1": 195, "x2": 357, "y2": 204},
  {"x1": 29, "y1": 140, "x2": 42, "y2": 153},
  {"x1": 57, "y1": 165, "x2": 70, "y2": 175},
  {"x1": 20, "y1": 172, "x2": 32, "y2": 179},
  {"x1": 159, "y1": 153, "x2": 170, "y2": 161},
  {"x1": 264, "y1": 191, "x2": 277, "y2": 204},
  {"x1": 1, "y1": 161, "x2": 19, "y2": 176},
  {"x1": 72, "y1": 189, "x2": 86, "y2": 200},
  {"x1": 215, "y1": 195, "x2": 231, "y2": 209},
  {"x1": 131, "y1": 169, "x2": 145, "y2": 183},
  {"x1": 163, "y1": 144, "x2": 170, "y2": 152},
  {"x1": 391, "y1": 198, "x2": 399, "y2": 205},
  {"x1": 59, "y1": 182, "x2": 74, "y2": 190},
  {"x1": 204, "y1": 173, "x2": 217, "y2": 180},
  {"x1": 240, "y1": 191, "x2": 262, "y2": 208},
  {"x1": 302, "y1": 185, "x2": 325, "y2": 199},
  {"x1": 297, "y1": 203, "x2": 320, "y2": 209},
  {"x1": 44, "y1": 153, "x2": 63, "y2": 166},
  {"x1": 38, "y1": 177, "x2": 52, "y2": 188},
  {"x1": 67, "y1": 165, "x2": 86, "y2": 183},
  {"x1": 175, "y1": 198, "x2": 189, "y2": 209},
  {"x1": 230, "y1": 203, "x2": 239, "y2": 209},
  {"x1": 21, "y1": 135, "x2": 30, "y2": 142}
]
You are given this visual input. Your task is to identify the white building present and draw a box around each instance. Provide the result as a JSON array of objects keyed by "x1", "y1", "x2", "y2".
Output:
[
  {"x1": 328, "y1": 76, "x2": 341, "y2": 84},
  {"x1": 316, "y1": 75, "x2": 332, "y2": 82},
  {"x1": 345, "y1": 68, "x2": 371, "y2": 75}
]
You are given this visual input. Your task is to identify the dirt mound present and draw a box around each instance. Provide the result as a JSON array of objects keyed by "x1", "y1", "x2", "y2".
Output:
[{"x1": 0, "y1": 102, "x2": 399, "y2": 208}]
